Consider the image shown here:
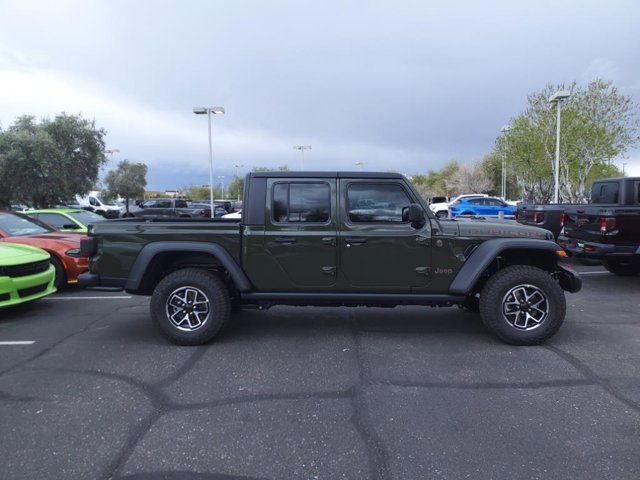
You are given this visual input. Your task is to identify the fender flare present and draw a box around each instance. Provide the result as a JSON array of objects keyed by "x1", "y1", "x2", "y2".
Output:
[
  {"x1": 125, "y1": 241, "x2": 252, "y2": 293},
  {"x1": 448, "y1": 238, "x2": 561, "y2": 295}
]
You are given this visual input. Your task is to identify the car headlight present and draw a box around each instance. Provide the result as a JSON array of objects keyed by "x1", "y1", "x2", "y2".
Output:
[{"x1": 66, "y1": 248, "x2": 82, "y2": 258}]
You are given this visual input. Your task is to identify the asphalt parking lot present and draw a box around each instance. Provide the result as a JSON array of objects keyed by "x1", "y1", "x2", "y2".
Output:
[{"x1": 1, "y1": 264, "x2": 639, "y2": 480}]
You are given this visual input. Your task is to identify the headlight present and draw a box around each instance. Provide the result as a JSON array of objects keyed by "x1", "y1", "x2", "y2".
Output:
[{"x1": 66, "y1": 248, "x2": 82, "y2": 258}]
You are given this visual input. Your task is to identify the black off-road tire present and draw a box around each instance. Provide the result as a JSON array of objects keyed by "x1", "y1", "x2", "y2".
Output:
[
  {"x1": 150, "y1": 268, "x2": 230, "y2": 345},
  {"x1": 479, "y1": 265, "x2": 566, "y2": 345},
  {"x1": 602, "y1": 259, "x2": 640, "y2": 276},
  {"x1": 50, "y1": 255, "x2": 66, "y2": 290}
]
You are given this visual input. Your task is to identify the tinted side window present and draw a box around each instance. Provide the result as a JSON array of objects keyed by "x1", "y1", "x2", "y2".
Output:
[
  {"x1": 175, "y1": 200, "x2": 188, "y2": 208},
  {"x1": 347, "y1": 183, "x2": 412, "y2": 223},
  {"x1": 272, "y1": 183, "x2": 330, "y2": 223},
  {"x1": 156, "y1": 200, "x2": 172, "y2": 208},
  {"x1": 469, "y1": 199, "x2": 484, "y2": 205},
  {"x1": 142, "y1": 201, "x2": 156, "y2": 208},
  {"x1": 592, "y1": 182, "x2": 619, "y2": 204},
  {"x1": 38, "y1": 213, "x2": 67, "y2": 228}
]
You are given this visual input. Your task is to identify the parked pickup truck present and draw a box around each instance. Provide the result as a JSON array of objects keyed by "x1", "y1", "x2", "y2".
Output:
[
  {"x1": 132, "y1": 198, "x2": 209, "y2": 219},
  {"x1": 516, "y1": 204, "x2": 564, "y2": 240},
  {"x1": 79, "y1": 171, "x2": 581, "y2": 346},
  {"x1": 557, "y1": 177, "x2": 640, "y2": 276}
]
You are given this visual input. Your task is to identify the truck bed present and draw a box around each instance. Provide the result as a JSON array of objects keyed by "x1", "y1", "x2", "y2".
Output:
[
  {"x1": 561, "y1": 204, "x2": 640, "y2": 246},
  {"x1": 90, "y1": 218, "x2": 242, "y2": 281}
]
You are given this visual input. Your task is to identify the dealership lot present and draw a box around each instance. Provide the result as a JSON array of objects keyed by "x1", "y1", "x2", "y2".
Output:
[{"x1": 0, "y1": 265, "x2": 639, "y2": 480}]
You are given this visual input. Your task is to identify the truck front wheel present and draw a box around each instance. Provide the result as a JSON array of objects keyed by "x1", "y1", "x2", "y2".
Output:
[
  {"x1": 150, "y1": 268, "x2": 230, "y2": 345},
  {"x1": 479, "y1": 265, "x2": 566, "y2": 345}
]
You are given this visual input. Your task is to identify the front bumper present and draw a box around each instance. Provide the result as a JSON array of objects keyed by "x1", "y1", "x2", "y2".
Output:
[
  {"x1": 558, "y1": 235, "x2": 638, "y2": 259},
  {"x1": 0, "y1": 265, "x2": 56, "y2": 308},
  {"x1": 556, "y1": 264, "x2": 582, "y2": 293}
]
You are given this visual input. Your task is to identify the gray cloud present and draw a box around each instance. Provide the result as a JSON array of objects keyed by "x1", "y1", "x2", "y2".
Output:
[{"x1": 1, "y1": 0, "x2": 639, "y2": 189}]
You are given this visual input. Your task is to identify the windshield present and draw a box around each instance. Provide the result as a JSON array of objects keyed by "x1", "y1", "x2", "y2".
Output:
[
  {"x1": 68, "y1": 211, "x2": 106, "y2": 225},
  {"x1": 0, "y1": 212, "x2": 54, "y2": 236}
]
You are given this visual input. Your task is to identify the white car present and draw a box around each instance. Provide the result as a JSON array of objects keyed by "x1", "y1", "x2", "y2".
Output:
[
  {"x1": 222, "y1": 210, "x2": 242, "y2": 219},
  {"x1": 429, "y1": 194, "x2": 489, "y2": 218}
]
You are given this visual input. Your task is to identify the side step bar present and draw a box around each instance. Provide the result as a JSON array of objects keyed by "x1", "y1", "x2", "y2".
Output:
[{"x1": 240, "y1": 292, "x2": 465, "y2": 307}]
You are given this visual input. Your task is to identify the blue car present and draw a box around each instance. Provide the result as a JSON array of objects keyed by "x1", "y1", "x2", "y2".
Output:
[{"x1": 449, "y1": 196, "x2": 516, "y2": 217}]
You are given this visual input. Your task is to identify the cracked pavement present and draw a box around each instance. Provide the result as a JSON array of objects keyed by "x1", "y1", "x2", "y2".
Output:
[{"x1": 0, "y1": 266, "x2": 639, "y2": 479}]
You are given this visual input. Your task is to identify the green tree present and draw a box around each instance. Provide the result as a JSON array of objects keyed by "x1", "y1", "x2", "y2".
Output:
[
  {"x1": 252, "y1": 165, "x2": 290, "y2": 172},
  {"x1": 104, "y1": 160, "x2": 148, "y2": 214},
  {"x1": 494, "y1": 79, "x2": 639, "y2": 203},
  {"x1": 185, "y1": 185, "x2": 222, "y2": 201},
  {"x1": 0, "y1": 114, "x2": 106, "y2": 207},
  {"x1": 227, "y1": 176, "x2": 245, "y2": 201}
]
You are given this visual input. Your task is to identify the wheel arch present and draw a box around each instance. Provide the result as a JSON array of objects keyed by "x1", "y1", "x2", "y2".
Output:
[
  {"x1": 125, "y1": 241, "x2": 252, "y2": 295},
  {"x1": 449, "y1": 238, "x2": 563, "y2": 295}
]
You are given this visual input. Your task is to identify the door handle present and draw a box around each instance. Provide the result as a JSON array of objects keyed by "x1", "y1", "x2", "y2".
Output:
[
  {"x1": 415, "y1": 235, "x2": 429, "y2": 245},
  {"x1": 321, "y1": 266, "x2": 336, "y2": 276},
  {"x1": 344, "y1": 237, "x2": 366, "y2": 247},
  {"x1": 274, "y1": 236, "x2": 297, "y2": 244},
  {"x1": 322, "y1": 237, "x2": 337, "y2": 246}
]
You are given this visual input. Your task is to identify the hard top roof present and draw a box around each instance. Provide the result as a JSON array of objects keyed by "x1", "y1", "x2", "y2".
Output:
[{"x1": 248, "y1": 171, "x2": 404, "y2": 179}]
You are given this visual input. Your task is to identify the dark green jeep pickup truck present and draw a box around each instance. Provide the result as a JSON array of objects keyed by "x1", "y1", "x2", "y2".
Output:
[{"x1": 79, "y1": 172, "x2": 581, "y2": 345}]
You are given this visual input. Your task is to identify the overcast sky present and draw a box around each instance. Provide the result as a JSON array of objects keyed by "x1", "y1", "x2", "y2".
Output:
[{"x1": 1, "y1": 0, "x2": 639, "y2": 190}]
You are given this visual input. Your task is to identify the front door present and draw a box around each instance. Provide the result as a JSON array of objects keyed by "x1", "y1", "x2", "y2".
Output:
[
  {"x1": 264, "y1": 178, "x2": 338, "y2": 290},
  {"x1": 338, "y1": 179, "x2": 431, "y2": 291}
]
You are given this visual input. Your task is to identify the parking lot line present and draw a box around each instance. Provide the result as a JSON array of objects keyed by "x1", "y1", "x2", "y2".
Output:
[
  {"x1": 578, "y1": 271, "x2": 610, "y2": 275},
  {"x1": 49, "y1": 296, "x2": 133, "y2": 300},
  {"x1": 0, "y1": 341, "x2": 35, "y2": 345}
]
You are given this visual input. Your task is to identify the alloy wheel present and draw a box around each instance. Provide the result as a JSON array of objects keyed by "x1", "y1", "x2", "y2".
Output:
[
  {"x1": 165, "y1": 286, "x2": 211, "y2": 331},
  {"x1": 502, "y1": 284, "x2": 548, "y2": 331}
]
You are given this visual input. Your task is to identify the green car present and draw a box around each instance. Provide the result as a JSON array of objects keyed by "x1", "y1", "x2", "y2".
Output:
[
  {"x1": 0, "y1": 243, "x2": 56, "y2": 308},
  {"x1": 26, "y1": 209, "x2": 107, "y2": 233}
]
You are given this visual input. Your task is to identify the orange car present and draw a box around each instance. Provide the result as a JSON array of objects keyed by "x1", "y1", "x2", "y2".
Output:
[{"x1": 0, "y1": 211, "x2": 88, "y2": 288}]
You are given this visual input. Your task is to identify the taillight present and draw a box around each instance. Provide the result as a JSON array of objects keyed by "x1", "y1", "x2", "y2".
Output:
[
  {"x1": 599, "y1": 217, "x2": 616, "y2": 235},
  {"x1": 559, "y1": 214, "x2": 566, "y2": 227},
  {"x1": 533, "y1": 212, "x2": 545, "y2": 223}
]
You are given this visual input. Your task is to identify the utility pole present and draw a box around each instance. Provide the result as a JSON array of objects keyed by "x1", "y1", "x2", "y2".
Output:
[
  {"x1": 218, "y1": 175, "x2": 225, "y2": 200},
  {"x1": 549, "y1": 90, "x2": 571, "y2": 203},
  {"x1": 193, "y1": 106, "x2": 225, "y2": 216},
  {"x1": 500, "y1": 126, "x2": 511, "y2": 200},
  {"x1": 293, "y1": 145, "x2": 312, "y2": 170}
]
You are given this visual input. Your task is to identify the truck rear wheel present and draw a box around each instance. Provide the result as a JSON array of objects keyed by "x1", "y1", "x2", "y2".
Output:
[
  {"x1": 479, "y1": 265, "x2": 566, "y2": 345},
  {"x1": 150, "y1": 268, "x2": 230, "y2": 345},
  {"x1": 602, "y1": 259, "x2": 640, "y2": 276}
]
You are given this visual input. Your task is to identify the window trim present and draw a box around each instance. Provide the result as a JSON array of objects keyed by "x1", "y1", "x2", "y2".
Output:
[
  {"x1": 271, "y1": 181, "x2": 332, "y2": 225},
  {"x1": 345, "y1": 181, "x2": 415, "y2": 225}
]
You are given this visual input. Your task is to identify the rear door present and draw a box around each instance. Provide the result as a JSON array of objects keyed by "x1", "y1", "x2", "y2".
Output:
[
  {"x1": 338, "y1": 179, "x2": 431, "y2": 291},
  {"x1": 264, "y1": 178, "x2": 338, "y2": 289}
]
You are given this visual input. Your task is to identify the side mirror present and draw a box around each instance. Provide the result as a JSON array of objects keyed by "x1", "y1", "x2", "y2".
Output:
[
  {"x1": 62, "y1": 223, "x2": 80, "y2": 230},
  {"x1": 402, "y1": 203, "x2": 426, "y2": 228}
]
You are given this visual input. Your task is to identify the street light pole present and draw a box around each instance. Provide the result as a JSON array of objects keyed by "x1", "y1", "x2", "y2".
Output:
[
  {"x1": 194, "y1": 106, "x2": 225, "y2": 216},
  {"x1": 293, "y1": 145, "x2": 311, "y2": 170},
  {"x1": 622, "y1": 163, "x2": 627, "y2": 176},
  {"x1": 549, "y1": 90, "x2": 571, "y2": 203},
  {"x1": 234, "y1": 164, "x2": 244, "y2": 201},
  {"x1": 218, "y1": 175, "x2": 226, "y2": 200},
  {"x1": 500, "y1": 126, "x2": 511, "y2": 200}
]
